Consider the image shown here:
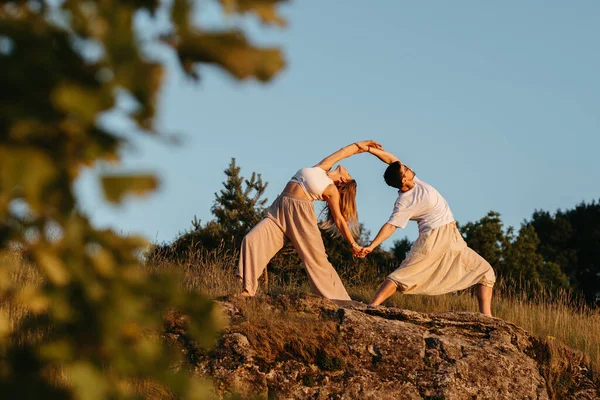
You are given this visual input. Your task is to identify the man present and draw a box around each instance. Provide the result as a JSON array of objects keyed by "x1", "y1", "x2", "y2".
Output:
[{"x1": 359, "y1": 146, "x2": 495, "y2": 316}]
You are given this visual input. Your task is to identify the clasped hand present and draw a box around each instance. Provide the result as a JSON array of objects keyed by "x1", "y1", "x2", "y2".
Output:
[
  {"x1": 352, "y1": 246, "x2": 373, "y2": 259},
  {"x1": 355, "y1": 140, "x2": 382, "y2": 153}
]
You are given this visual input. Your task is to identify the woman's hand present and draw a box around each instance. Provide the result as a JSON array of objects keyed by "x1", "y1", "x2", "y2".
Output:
[
  {"x1": 352, "y1": 243, "x2": 364, "y2": 257},
  {"x1": 354, "y1": 140, "x2": 382, "y2": 153}
]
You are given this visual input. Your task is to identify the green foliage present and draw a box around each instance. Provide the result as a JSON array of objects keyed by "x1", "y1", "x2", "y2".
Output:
[
  {"x1": 529, "y1": 201, "x2": 600, "y2": 304},
  {"x1": 391, "y1": 236, "x2": 412, "y2": 264},
  {"x1": 461, "y1": 211, "x2": 508, "y2": 268},
  {"x1": 502, "y1": 225, "x2": 569, "y2": 291},
  {"x1": 529, "y1": 210, "x2": 576, "y2": 276},
  {"x1": 0, "y1": 0, "x2": 287, "y2": 397},
  {"x1": 101, "y1": 174, "x2": 159, "y2": 204},
  {"x1": 461, "y1": 211, "x2": 570, "y2": 295}
]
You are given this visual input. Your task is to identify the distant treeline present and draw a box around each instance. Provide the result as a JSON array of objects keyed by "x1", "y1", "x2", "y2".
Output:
[{"x1": 149, "y1": 159, "x2": 600, "y2": 305}]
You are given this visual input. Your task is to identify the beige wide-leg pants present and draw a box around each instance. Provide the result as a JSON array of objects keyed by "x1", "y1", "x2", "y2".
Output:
[
  {"x1": 387, "y1": 222, "x2": 496, "y2": 295},
  {"x1": 237, "y1": 193, "x2": 351, "y2": 301}
]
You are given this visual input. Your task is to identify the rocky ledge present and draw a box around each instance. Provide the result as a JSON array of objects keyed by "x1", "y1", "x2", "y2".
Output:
[{"x1": 165, "y1": 294, "x2": 598, "y2": 399}]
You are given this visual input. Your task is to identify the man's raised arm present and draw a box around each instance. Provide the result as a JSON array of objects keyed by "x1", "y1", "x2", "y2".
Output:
[
  {"x1": 358, "y1": 223, "x2": 397, "y2": 258},
  {"x1": 367, "y1": 147, "x2": 400, "y2": 165}
]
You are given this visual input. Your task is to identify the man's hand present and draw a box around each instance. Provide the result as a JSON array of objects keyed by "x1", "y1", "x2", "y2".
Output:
[
  {"x1": 357, "y1": 246, "x2": 374, "y2": 258},
  {"x1": 354, "y1": 140, "x2": 382, "y2": 153}
]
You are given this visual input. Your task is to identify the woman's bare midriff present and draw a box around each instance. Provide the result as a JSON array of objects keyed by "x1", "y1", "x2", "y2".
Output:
[{"x1": 282, "y1": 181, "x2": 310, "y2": 200}]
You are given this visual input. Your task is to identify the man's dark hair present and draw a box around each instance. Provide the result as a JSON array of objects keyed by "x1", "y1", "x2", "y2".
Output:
[{"x1": 384, "y1": 161, "x2": 403, "y2": 189}]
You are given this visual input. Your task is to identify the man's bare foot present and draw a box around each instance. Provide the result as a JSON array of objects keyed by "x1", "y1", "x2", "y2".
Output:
[{"x1": 240, "y1": 290, "x2": 252, "y2": 297}]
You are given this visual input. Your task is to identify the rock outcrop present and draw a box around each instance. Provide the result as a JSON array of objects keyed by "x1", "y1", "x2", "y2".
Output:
[{"x1": 165, "y1": 294, "x2": 598, "y2": 399}]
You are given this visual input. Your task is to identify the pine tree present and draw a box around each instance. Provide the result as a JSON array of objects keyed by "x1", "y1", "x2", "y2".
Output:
[
  {"x1": 156, "y1": 158, "x2": 270, "y2": 259},
  {"x1": 211, "y1": 158, "x2": 268, "y2": 246}
]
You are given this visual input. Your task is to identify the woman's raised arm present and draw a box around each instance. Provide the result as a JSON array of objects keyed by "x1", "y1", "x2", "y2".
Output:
[{"x1": 315, "y1": 140, "x2": 382, "y2": 171}]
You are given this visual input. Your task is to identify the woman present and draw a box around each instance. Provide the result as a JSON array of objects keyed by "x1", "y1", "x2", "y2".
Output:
[{"x1": 237, "y1": 140, "x2": 381, "y2": 301}]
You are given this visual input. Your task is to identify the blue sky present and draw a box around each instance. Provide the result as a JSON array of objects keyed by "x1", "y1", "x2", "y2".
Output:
[{"x1": 76, "y1": 1, "x2": 600, "y2": 247}]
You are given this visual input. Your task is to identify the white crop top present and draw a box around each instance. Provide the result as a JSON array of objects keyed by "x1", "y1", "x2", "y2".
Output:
[{"x1": 289, "y1": 167, "x2": 334, "y2": 201}]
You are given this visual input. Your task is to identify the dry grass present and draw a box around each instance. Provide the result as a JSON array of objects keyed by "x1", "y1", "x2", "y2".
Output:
[
  {"x1": 147, "y1": 246, "x2": 241, "y2": 297},
  {"x1": 223, "y1": 296, "x2": 345, "y2": 369},
  {"x1": 147, "y1": 246, "x2": 314, "y2": 298}
]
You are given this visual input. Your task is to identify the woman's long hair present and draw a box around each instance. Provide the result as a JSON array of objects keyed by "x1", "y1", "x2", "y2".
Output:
[{"x1": 320, "y1": 180, "x2": 359, "y2": 238}]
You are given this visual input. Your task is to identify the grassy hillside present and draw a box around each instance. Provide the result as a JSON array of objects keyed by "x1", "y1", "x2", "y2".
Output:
[
  {"x1": 2, "y1": 248, "x2": 599, "y2": 395},
  {"x1": 148, "y1": 247, "x2": 600, "y2": 382}
]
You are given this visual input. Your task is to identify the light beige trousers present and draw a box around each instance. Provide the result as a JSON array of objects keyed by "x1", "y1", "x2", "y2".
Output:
[
  {"x1": 237, "y1": 193, "x2": 351, "y2": 301},
  {"x1": 388, "y1": 222, "x2": 496, "y2": 295}
]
